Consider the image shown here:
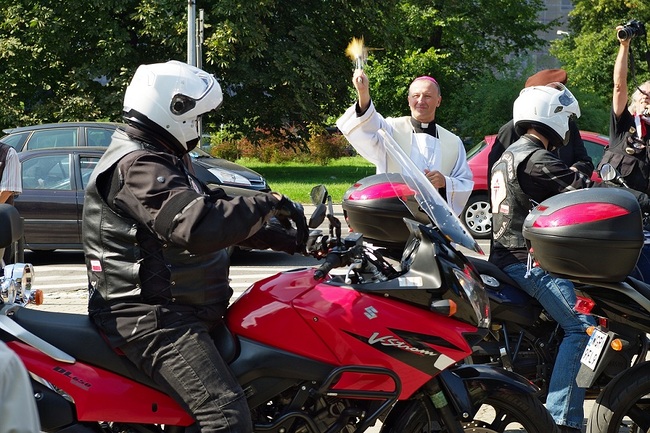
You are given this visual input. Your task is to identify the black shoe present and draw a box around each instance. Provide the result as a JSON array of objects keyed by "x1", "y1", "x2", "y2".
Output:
[{"x1": 558, "y1": 426, "x2": 581, "y2": 433}]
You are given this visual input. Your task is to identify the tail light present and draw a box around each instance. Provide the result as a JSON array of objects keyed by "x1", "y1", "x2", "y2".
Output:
[
  {"x1": 574, "y1": 296, "x2": 595, "y2": 315},
  {"x1": 579, "y1": 297, "x2": 608, "y2": 328}
]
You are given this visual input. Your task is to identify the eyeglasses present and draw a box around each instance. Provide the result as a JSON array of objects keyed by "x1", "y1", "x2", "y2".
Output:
[{"x1": 637, "y1": 87, "x2": 650, "y2": 99}]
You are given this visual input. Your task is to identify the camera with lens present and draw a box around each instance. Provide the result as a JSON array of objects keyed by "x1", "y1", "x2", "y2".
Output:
[{"x1": 617, "y1": 19, "x2": 646, "y2": 41}]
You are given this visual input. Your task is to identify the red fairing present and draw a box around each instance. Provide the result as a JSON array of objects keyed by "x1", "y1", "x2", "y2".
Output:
[
  {"x1": 227, "y1": 269, "x2": 335, "y2": 363},
  {"x1": 227, "y1": 268, "x2": 478, "y2": 399},
  {"x1": 7, "y1": 341, "x2": 194, "y2": 426}
]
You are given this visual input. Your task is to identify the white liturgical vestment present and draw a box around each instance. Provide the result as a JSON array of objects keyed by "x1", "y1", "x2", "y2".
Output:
[{"x1": 337, "y1": 101, "x2": 473, "y2": 216}]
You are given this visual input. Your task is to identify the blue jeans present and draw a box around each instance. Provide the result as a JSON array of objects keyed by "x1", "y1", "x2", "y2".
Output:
[{"x1": 504, "y1": 262, "x2": 595, "y2": 429}]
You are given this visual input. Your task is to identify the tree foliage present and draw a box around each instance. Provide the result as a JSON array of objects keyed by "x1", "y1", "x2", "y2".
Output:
[
  {"x1": 361, "y1": 0, "x2": 549, "y2": 143},
  {"x1": 202, "y1": 0, "x2": 391, "y2": 143},
  {"x1": 551, "y1": 0, "x2": 650, "y2": 134},
  {"x1": 0, "y1": 0, "x2": 550, "y2": 145},
  {"x1": 0, "y1": 0, "x2": 187, "y2": 128}
]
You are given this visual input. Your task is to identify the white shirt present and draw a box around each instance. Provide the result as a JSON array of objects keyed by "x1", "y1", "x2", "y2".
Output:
[
  {"x1": 0, "y1": 147, "x2": 22, "y2": 194},
  {"x1": 0, "y1": 342, "x2": 40, "y2": 433}
]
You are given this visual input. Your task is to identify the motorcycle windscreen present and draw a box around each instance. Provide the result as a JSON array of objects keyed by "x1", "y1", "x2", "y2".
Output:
[{"x1": 377, "y1": 129, "x2": 482, "y2": 253}]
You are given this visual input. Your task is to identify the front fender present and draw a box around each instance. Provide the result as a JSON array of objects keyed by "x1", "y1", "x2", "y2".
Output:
[{"x1": 440, "y1": 364, "x2": 539, "y2": 417}]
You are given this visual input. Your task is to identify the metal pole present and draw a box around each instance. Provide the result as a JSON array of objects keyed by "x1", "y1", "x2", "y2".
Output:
[
  {"x1": 196, "y1": 9, "x2": 204, "y2": 69},
  {"x1": 196, "y1": 9, "x2": 204, "y2": 146},
  {"x1": 187, "y1": 0, "x2": 196, "y2": 66}
]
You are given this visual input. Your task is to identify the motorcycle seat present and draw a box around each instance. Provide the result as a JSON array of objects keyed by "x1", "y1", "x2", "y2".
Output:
[{"x1": 9, "y1": 307, "x2": 239, "y2": 391}]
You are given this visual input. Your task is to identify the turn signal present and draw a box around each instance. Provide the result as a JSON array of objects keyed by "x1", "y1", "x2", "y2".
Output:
[
  {"x1": 611, "y1": 339, "x2": 627, "y2": 351},
  {"x1": 31, "y1": 289, "x2": 44, "y2": 306},
  {"x1": 431, "y1": 299, "x2": 457, "y2": 317},
  {"x1": 586, "y1": 326, "x2": 596, "y2": 336}
]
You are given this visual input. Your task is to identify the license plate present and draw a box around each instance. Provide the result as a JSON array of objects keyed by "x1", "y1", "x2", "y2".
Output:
[{"x1": 580, "y1": 328, "x2": 608, "y2": 371}]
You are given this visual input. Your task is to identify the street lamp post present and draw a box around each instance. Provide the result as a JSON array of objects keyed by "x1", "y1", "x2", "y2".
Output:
[{"x1": 187, "y1": 0, "x2": 196, "y2": 66}]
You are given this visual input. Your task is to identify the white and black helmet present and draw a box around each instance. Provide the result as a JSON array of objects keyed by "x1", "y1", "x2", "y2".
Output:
[
  {"x1": 123, "y1": 60, "x2": 223, "y2": 152},
  {"x1": 513, "y1": 84, "x2": 580, "y2": 149}
]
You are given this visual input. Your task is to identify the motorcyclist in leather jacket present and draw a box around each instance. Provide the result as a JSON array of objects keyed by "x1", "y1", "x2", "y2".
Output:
[
  {"x1": 489, "y1": 84, "x2": 594, "y2": 433},
  {"x1": 82, "y1": 60, "x2": 307, "y2": 432}
]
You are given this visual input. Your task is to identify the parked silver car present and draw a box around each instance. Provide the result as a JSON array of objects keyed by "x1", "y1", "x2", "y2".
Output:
[{"x1": 1, "y1": 122, "x2": 270, "y2": 192}]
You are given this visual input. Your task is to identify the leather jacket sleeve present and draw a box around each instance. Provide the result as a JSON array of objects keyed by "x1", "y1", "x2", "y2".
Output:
[
  {"x1": 111, "y1": 151, "x2": 280, "y2": 255},
  {"x1": 521, "y1": 147, "x2": 592, "y2": 203}
]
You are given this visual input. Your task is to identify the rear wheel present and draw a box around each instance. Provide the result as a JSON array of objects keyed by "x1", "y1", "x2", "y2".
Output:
[
  {"x1": 380, "y1": 388, "x2": 558, "y2": 433},
  {"x1": 587, "y1": 362, "x2": 650, "y2": 433}
]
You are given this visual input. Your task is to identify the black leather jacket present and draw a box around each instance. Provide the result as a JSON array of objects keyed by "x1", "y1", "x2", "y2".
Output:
[
  {"x1": 489, "y1": 135, "x2": 591, "y2": 268},
  {"x1": 598, "y1": 109, "x2": 650, "y2": 194},
  {"x1": 83, "y1": 127, "x2": 280, "y2": 346}
]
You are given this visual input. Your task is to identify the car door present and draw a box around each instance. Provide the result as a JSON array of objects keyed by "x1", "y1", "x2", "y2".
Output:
[
  {"x1": 16, "y1": 151, "x2": 81, "y2": 250},
  {"x1": 75, "y1": 151, "x2": 101, "y2": 234}
]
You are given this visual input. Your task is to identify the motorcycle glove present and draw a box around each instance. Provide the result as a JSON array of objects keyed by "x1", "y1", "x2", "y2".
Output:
[
  {"x1": 242, "y1": 217, "x2": 301, "y2": 255},
  {"x1": 273, "y1": 195, "x2": 308, "y2": 254}
]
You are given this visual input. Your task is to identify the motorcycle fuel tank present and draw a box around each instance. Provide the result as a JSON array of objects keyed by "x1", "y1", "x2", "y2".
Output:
[
  {"x1": 522, "y1": 188, "x2": 644, "y2": 282},
  {"x1": 342, "y1": 173, "x2": 430, "y2": 250}
]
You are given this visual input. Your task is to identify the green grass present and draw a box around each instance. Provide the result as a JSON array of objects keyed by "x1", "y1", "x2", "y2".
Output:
[{"x1": 236, "y1": 156, "x2": 376, "y2": 203}]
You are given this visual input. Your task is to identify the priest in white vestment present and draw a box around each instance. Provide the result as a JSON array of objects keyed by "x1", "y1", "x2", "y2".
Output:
[{"x1": 337, "y1": 70, "x2": 473, "y2": 216}]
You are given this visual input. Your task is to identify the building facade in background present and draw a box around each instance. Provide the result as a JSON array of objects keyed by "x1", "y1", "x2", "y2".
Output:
[{"x1": 534, "y1": 0, "x2": 574, "y2": 69}]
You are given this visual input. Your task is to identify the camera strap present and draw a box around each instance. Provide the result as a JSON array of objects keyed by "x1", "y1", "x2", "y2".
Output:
[{"x1": 628, "y1": 36, "x2": 650, "y2": 88}]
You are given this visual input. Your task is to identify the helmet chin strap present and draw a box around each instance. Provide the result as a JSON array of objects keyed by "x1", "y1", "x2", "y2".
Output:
[{"x1": 124, "y1": 109, "x2": 189, "y2": 156}]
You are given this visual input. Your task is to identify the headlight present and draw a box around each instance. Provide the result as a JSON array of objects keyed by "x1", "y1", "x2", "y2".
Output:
[
  {"x1": 208, "y1": 168, "x2": 252, "y2": 186},
  {"x1": 453, "y1": 265, "x2": 490, "y2": 328}
]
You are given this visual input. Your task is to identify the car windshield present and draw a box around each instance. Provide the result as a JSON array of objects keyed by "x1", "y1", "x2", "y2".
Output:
[{"x1": 0, "y1": 132, "x2": 28, "y2": 150}]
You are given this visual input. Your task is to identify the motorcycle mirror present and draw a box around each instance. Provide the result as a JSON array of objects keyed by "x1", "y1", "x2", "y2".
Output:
[
  {"x1": 599, "y1": 163, "x2": 630, "y2": 188},
  {"x1": 599, "y1": 163, "x2": 617, "y2": 182},
  {"x1": 309, "y1": 185, "x2": 328, "y2": 205},
  {"x1": 308, "y1": 204, "x2": 327, "y2": 228}
]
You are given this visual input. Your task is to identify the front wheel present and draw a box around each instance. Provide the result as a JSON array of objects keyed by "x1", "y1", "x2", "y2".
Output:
[
  {"x1": 380, "y1": 388, "x2": 558, "y2": 433},
  {"x1": 587, "y1": 362, "x2": 650, "y2": 433}
]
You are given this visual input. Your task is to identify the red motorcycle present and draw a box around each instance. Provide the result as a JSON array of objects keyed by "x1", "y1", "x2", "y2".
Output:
[{"x1": 0, "y1": 130, "x2": 558, "y2": 433}]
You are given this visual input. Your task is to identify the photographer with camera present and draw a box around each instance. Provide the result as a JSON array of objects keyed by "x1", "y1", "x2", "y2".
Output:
[{"x1": 598, "y1": 20, "x2": 650, "y2": 193}]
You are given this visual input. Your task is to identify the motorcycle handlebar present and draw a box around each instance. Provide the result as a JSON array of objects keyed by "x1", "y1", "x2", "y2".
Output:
[{"x1": 313, "y1": 252, "x2": 344, "y2": 280}]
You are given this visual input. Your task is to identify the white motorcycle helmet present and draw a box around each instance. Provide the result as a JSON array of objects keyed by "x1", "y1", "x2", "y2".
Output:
[
  {"x1": 513, "y1": 84, "x2": 580, "y2": 150},
  {"x1": 123, "y1": 60, "x2": 223, "y2": 153}
]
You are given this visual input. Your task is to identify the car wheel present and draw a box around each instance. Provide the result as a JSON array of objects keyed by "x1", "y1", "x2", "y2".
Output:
[{"x1": 462, "y1": 193, "x2": 491, "y2": 239}]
